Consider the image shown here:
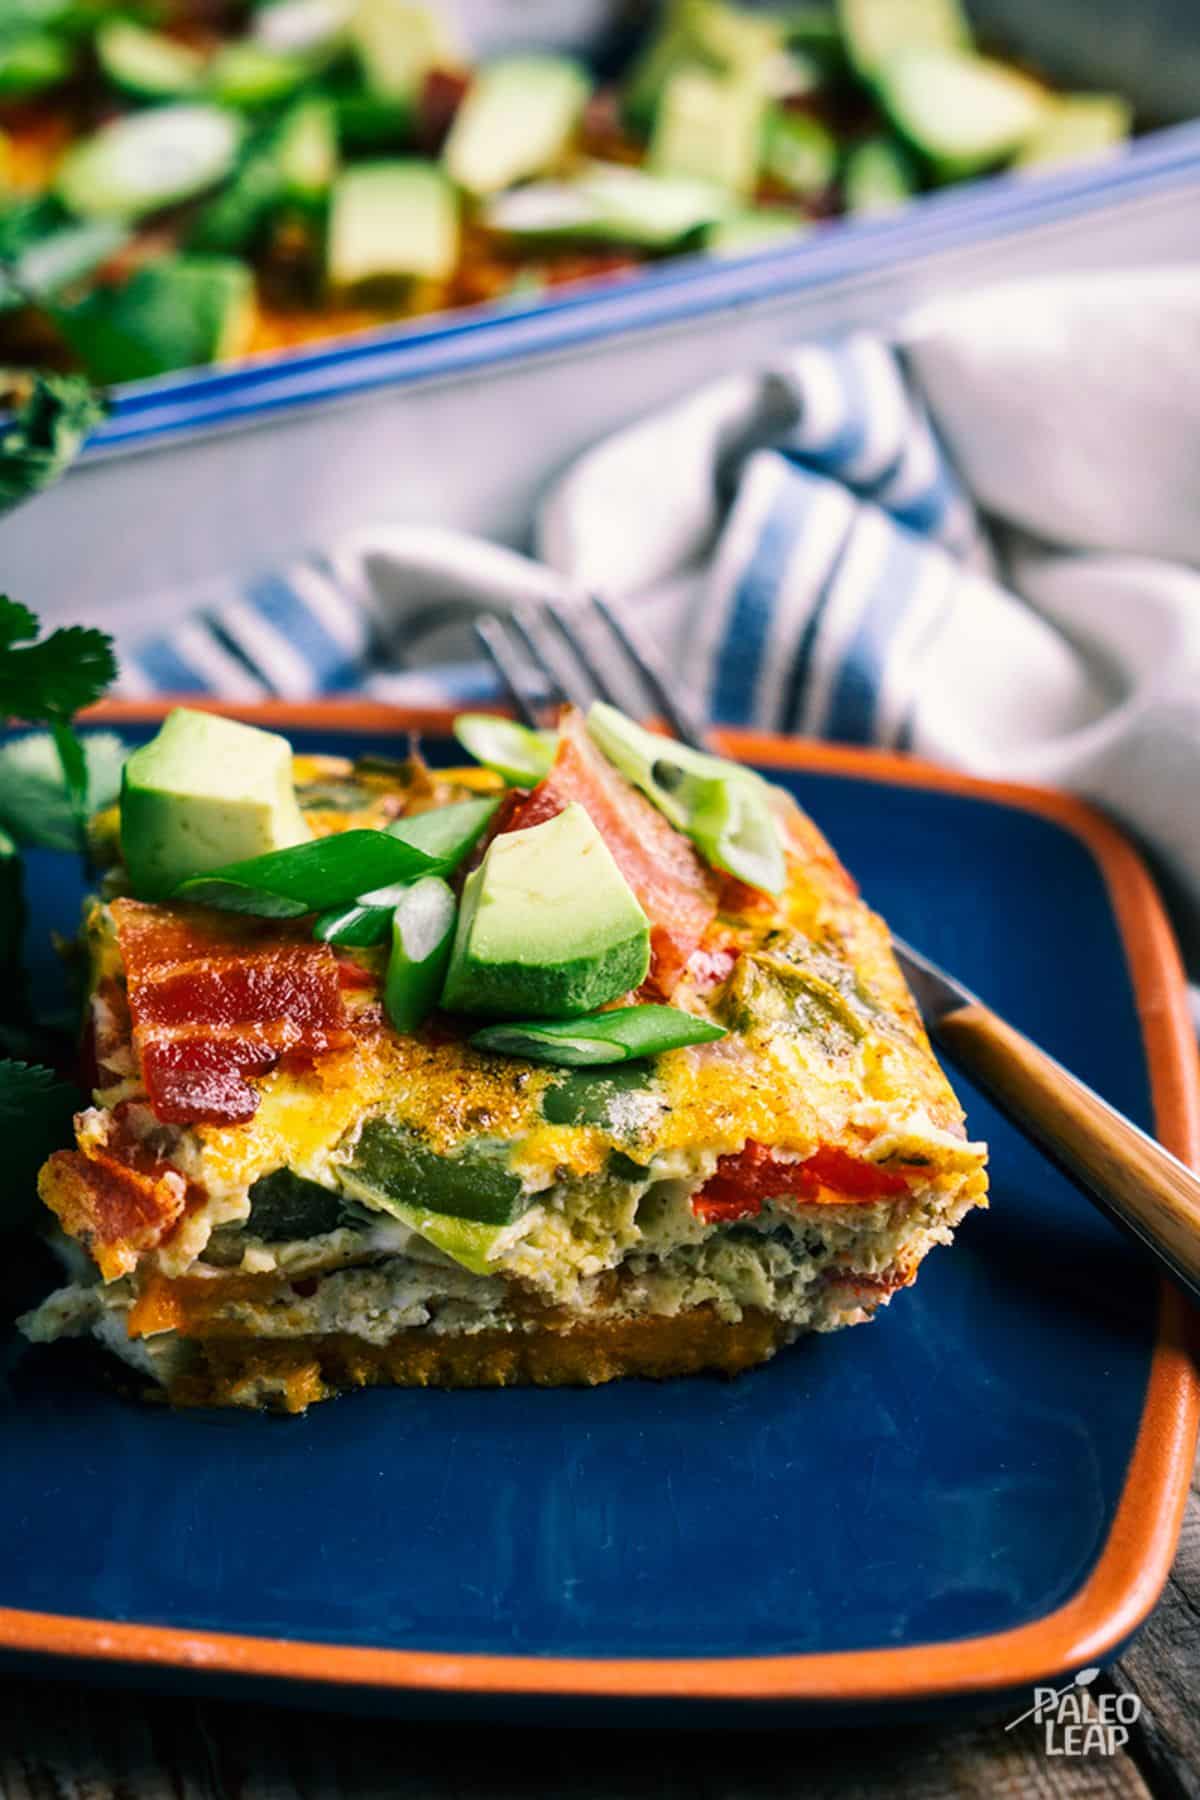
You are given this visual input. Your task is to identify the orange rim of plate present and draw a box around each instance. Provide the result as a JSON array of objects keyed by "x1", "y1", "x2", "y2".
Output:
[{"x1": 1, "y1": 699, "x2": 1196, "y2": 1706}]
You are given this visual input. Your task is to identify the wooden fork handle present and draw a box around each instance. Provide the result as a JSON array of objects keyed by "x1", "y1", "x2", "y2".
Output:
[{"x1": 934, "y1": 1002, "x2": 1200, "y2": 1304}]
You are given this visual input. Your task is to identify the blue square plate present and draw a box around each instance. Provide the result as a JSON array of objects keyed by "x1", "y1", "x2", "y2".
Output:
[{"x1": 1, "y1": 707, "x2": 1196, "y2": 1721}]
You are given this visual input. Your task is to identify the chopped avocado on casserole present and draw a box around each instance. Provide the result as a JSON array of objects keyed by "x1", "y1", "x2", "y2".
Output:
[
  {"x1": 20, "y1": 704, "x2": 987, "y2": 1412},
  {"x1": 0, "y1": 0, "x2": 1131, "y2": 383}
]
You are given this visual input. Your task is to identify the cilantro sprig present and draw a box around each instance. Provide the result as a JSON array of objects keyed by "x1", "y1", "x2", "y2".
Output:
[
  {"x1": 0, "y1": 371, "x2": 108, "y2": 517},
  {"x1": 0, "y1": 596, "x2": 117, "y2": 836},
  {"x1": 0, "y1": 599, "x2": 119, "y2": 1205}
]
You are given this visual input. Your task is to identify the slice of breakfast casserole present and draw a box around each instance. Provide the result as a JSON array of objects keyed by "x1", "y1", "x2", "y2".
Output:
[{"x1": 20, "y1": 704, "x2": 987, "y2": 1411}]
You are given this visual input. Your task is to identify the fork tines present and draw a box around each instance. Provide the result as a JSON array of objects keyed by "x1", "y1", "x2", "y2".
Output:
[{"x1": 473, "y1": 596, "x2": 707, "y2": 750}]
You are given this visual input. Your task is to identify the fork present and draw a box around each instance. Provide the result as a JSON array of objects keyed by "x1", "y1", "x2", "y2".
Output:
[{"x1": 475, "y1": 595, "x2": 1200, "y2": 1306}]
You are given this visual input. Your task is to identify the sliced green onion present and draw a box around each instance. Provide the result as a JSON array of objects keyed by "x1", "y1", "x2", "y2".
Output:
[
  {"x1": 355, "y1": 879, "x2": 411, "y2": 908},
  {"x1": 452, "y1": 714, "x2": 557, "y2": 788},
  {"x1": 0, "y1": 31, "x2": 72, "y2": 100},
  {"x1": 56, "y1": 104, "x2": 243, "y2": 222},
  {"x1": 308, "y1": 801, "x2": 497, "y2": 941},
  {"x1": 174, "y1": 829, "x2": 439, "y2": 916},
  {"x1": 15, "y1": 219, "x2": 130, "y2": 301},
  {"x1": 95, "y1": 17, "x2": 206, "y2": 101},
  {"x1": 384, "y1": 876, "x2": 457, "y2": 1034},
  {"x1": 386, "y1": 794, "x2": 501, "y2": 869},
  {"x1": 470, "y1": 1004, "x2": 726, "y2": 1067},
  {"x1": 312, "y1": 901, "x2": 392, "y2": 945},
  {"x1": 586, "y1": 702, "x2": 786, "y2": 894}
]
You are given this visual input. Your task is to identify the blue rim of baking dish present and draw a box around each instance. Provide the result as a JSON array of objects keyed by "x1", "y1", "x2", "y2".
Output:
[{"x1": 69, "y1": 119, "x2": 1200, "y2": 459}]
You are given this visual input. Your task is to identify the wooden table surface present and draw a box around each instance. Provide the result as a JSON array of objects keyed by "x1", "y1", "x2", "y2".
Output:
[{"x1": 3, "y1": 1459, "x2": 1196, "y2": 1800}]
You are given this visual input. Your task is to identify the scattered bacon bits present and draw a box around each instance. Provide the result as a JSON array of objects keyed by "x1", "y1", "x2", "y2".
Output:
[
  {"x1": 38, "y1": 1145, "x2": 190, "y2": 1282},
  {"x1": 680, "y1": 941, "x2": 739, "y2": 995},
  {"x1": 334, "y1": 953, "x2": 377, "y2": 990},
  {"x1": 502, "y1": 711, "x2": 719, "y2": 996},
  {"x1": 416, "y1": 65, "x2": 472, "y2": 151},
  {"x1": 693, "y1": 1140, "x2": 914, "y2": 1223},
  {"x1": 111, "y1": 899, "x2": 353, "y2": 1127}
]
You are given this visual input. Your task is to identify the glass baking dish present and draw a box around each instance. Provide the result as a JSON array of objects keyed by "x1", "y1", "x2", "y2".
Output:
[{"x1": 3, "y1": 0, "x2": 1198, "y2": 627}]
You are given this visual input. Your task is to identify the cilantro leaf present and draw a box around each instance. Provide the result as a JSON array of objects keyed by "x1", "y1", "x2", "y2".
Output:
[
  {"x1": 0, "y1": 729, "x2": 126, "y2": 851},
  {"x1": 0, "y1": 596, "x2": 37, "y2": 649},
  {"x1": 0, "y1": 1058, "x2": 63, "y2": 1115},
  {"x1": 0, "y1": 601, "x2": 119, "y2": 845},
  {"x1": 0, "y1": 616, "x2": 117, "y2": 720},
  {"x1": 0, "y1": 372, "x2": 108, "y2": 517},
  {"x1": 0, "y1": 1058, "x2": 79, "y2": 1230}
]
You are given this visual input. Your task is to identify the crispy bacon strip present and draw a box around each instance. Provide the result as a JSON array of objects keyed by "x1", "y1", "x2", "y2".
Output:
[
  {"x1": 38, "y1": 1145, "x2": 189, "y2": 1282},
  {"x1": 504, "y1": 710, "x2": 718, "y2": 995},
  {"x1": 111, "y1": 899, "x2": 353, "y2": 1126}
]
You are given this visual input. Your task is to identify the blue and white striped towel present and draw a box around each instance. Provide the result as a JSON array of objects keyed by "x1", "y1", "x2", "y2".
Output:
[{"x1": 117, "y1": 267, "x2": 1200, "y2": 974}]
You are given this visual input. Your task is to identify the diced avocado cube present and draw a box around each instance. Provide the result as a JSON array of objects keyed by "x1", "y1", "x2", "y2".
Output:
[
  {"x1": 837, "y1": 0, "x2": 970, "y2": 80},
  {"x1": 351, "y1": 0, "x2": 461, "y2": 102},
  {"x1": 649, "y1": 64, "x2": 765, "y2": 196},
  {"x1": 444, "y1": 54, "x2": 590, "y2": 198},
  {"x1": 875, "y1": 47, "x2": 1050, "y2": 178},
  {"x1": 686, "y1": 0, "x2": 785, "y2": 75},
  {"x1": 843, "y1": 134, "x2": 918, "y2": 213},
  {"x1": 441, "y1": 801, "x2": 650, "y2": 1019},
  {"x1": 762, "y1": 107, "x2": 836, "y2": 199},
  {"x1": 624, "y1": 0, "x2": 782, "y2": 136},
  {"x1": 277, "y1": 96, "x2": 339, "y2": 199},
  {"x1": 1014, "y1": 94, "x2": 1131, "y2": 172},
  {"x1": 95, "y1": 18, "x2": 206, "y2": 101},
  {"x1": 56, "y1": 104, "x2": 243, "y2": 222},
  {"x1": 119, "y1": 707, "x2": 312, "y2": 902},
  {"x1": 328, "y1": 160, "x2": 458, "y2": 289},
  {"x1": 53, "y1": 255, "x2": 255, "y2": 384},
  {"x1": 706, "y1": 205, "x2": 804, "y2": 256}
]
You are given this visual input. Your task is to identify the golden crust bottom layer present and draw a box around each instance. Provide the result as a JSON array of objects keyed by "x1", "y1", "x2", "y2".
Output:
[{"x1": 167, "y1": 1307, "x2": 792, "y2": 1413}]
